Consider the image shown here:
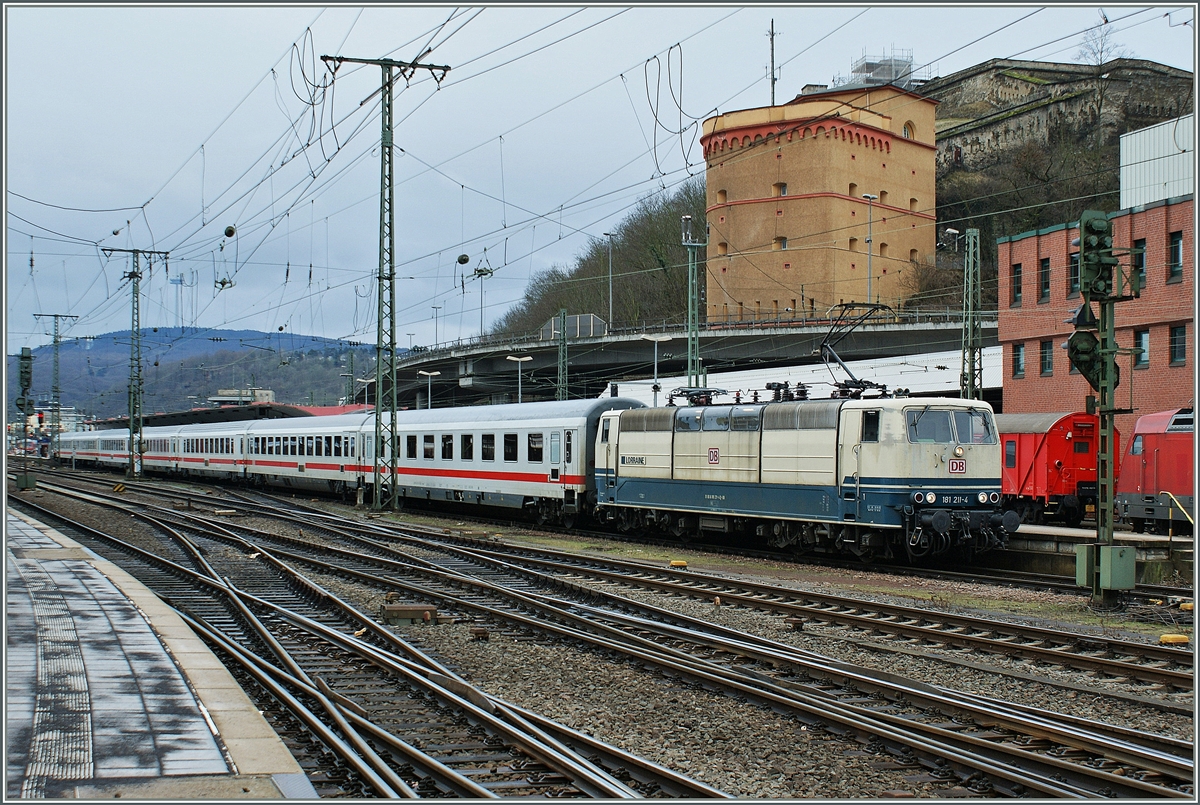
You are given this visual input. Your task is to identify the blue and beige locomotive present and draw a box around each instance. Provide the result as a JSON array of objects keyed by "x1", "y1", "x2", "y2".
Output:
[{"x1": 593, "y1": 392, "x2": 1019, "y2": 562}]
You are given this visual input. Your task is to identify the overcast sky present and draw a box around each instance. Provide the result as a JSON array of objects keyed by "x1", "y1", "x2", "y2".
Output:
[{"x1": 6, "y1": 4, "x2": 1195, "y2": 353}]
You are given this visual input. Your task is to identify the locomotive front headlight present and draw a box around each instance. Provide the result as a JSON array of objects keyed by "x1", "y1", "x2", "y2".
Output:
[
  {"x1": 954, "y1": 446, "x2": 964, "y2": 457},
  {"x1": 925, "y1": 492, "x2": 937, "y2": 504},
  {"x1": 977, "y1": 491, "x2": 988, "y2": 504},
  {"x1": 989, "y1": 492, "x2": 1000, "y2": 504}
]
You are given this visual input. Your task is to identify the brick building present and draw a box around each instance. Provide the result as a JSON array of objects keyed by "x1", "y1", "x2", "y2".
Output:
[
  {"x1": 996, "y1": 194, "x2": 1193, "y2": 437},
  {"x1": 700, "y1": 83, "x2": 938, "y2": 322}
]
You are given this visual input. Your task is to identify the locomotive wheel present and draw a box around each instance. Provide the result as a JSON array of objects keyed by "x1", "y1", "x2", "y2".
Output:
[
  {"x1": 1062, "y1": 505, "x2": 1083, "y2": 528},
  {"x1": 1132, "y1": 518, "x2": 1147, "y2": 534},
  {"x1": 561, "y1": 513, "x2": 576, "y2": 530}
]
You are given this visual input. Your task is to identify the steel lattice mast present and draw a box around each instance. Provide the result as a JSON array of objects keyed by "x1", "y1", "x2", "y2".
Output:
[
  {"x1": 959, "y1": 229, "x2": 983, "y2": 400},
  {"x1": 321, "y1": 54, "x2": 450, "y2": 510},
  {"x1": 33, "y1": 313, "x2": 78, "y2": 460}
]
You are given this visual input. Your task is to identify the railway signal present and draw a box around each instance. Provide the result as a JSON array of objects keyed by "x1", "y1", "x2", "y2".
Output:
[{"x1": 15, "y1": 347, "x2": 36, "y2": 490}]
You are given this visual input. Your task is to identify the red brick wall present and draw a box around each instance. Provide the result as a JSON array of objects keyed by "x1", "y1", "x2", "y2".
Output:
[{"x1": 997, "y1": 197, "x2": 1194, "y2": 438}]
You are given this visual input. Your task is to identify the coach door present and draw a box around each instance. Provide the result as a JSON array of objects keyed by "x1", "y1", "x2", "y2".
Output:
[{"x1": 549, "y1": 432, "x2": 561, "y2": 482}]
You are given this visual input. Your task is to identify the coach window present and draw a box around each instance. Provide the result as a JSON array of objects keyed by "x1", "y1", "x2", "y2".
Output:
[
  {"x1": 306, "y1": 436, "x2": 314, "y2": 456},
  {"x1": 861, "y1": 410, "x2": 880, "y2": 442},
  {"x1": 565, "y1": 430, "x2": 573, "y2": 462},
  {"x1": 333, "y1": 436, "x2": 342, "y2": 457},
  {"x1": 315, "y1": 436, "x2": 323, "y2": 456},
  {"x1": 528, "y1": 433, "x2": 544, "y2": 462},
  {"x1": 406, "y1": 434, "x2": 417, "y2": 459},
  {"x1": 461, "y1": 434, "x2": 474, "y2": 460},
  {"x1": 1004, "y1": 440, "x2": 1016, "y2": 468},
  {"x1": 482, "y1": 434, "x2": 496, "y2": 461},
  {"x1": 291, "y1": 436, "x2": 299, "y2": 456},
  {"x1": 442, "y1": 434, "x2": 454, "y2": 460},
  {"x1": 423, "y1": 434, "x2": 434, "y2": 459},
  {"x1": 503, "y1": 433, "x2": 518, "y2": 462}
]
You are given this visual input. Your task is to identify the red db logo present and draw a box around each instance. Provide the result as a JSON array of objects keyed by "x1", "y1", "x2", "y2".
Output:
[
  {"x1": 708, "y1": 448, "x2": 720, "y2": 464},
  {"x1": 948, "y1": 458, "x2": 966, "y2": 474}
]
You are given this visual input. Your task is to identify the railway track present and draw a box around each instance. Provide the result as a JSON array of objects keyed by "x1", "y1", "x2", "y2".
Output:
[
  {"x1": 10, "y1": 493, "x2": 727, "y2": 799},
  {"x1": 17, "y1": 477, "x2": 1195, "y2": 798}
]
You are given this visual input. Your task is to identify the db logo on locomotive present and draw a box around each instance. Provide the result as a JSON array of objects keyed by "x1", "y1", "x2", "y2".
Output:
[{"x1": 948, "y1": 458, "x2": 966, "y2": 474}]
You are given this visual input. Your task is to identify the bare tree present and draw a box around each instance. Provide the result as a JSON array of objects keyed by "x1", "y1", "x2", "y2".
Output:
[{"x1": 1076, "y1": 23, "x2": 1135, "y2": 146}]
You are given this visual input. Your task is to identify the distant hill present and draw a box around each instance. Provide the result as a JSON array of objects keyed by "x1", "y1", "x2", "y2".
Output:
[{"x1": 7, "y1": 328, "x2": 377, "y2": 421}]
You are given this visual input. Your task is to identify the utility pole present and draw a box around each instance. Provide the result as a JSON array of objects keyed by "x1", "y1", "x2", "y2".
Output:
[
  {"x1": 768, "y1": 19, "x2": 779, "y2": 106},
  {"x1": 557, "y1": 309, "x2": 568, "y2": 400},
  {"x1": 322, "y1": 52, "x2": 450, "y2": 511},
  {"x1": 33, "y1": 313, "x2": 78, "y2": 461},
  {"x1": 681, "y1": 215, "x2": 707, "y2": 388},
  {"x1": 862, "y1": 194, "x2": 878, "y2": 305},
  {"x1": 603, "y1": 232, "x2": 614, "y2": 329},
  {"x1": 1067, "y1": 210, "x2": 1140, "y2": 607},
  {"x1": 102, "y1": 247, "x2": 168, "y2": 478},
  {"x1": 958, "y1": 229, "x2": 982, "y2": 400}
]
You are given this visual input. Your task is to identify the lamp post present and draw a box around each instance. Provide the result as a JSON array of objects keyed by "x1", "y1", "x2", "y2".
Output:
[
  {"x1": 603, "y1": 232, "x2": 614, "y2": 329},
  {"x1": 862, "y1": 193, "x2": 878, "y2": 305},
  {"x1": 406, "y1": 333, "x2": 415, "y2": 350},
  {"x1": 944, "y1": 227, "x2": 960, "y2": 253},
  {"x1": 417, "y1": 369, "x2": 440, "y2": 409},
  {"x1": 640, "y1": 334, "x2": 672, "y2": 407},
  {"x1": 431, "y1": 306, "x2": 442, "y2": 344},
  {"x1": 506, "y1": 355, "x2": 532, "y2": 403}
]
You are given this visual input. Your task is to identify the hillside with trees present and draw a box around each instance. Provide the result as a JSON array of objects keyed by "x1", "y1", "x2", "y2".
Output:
[{"x1": 491, "y1": 179, "x2": 706, "y2": 335}]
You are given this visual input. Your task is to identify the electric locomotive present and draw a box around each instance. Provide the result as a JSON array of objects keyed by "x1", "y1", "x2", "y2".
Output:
[{"x1": 594, "y1": 394, "x2": 1019, "y2": 562}]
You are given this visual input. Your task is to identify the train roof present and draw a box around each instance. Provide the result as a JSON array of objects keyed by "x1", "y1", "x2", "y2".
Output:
[
  {"x1": 376, "y1": 398, "x2": 645, "y2": 426},
  {"x1": 994, "y1": 412, "x2": 1085, "y2": 434},
  {"x1": 1131, "y1": 407, "x2": 1194, "y2": 434}
]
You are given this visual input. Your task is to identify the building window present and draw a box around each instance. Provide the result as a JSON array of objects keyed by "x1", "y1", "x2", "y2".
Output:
[
  {"x1": 1012, "y1": 343, "x2": 1025, "y2": 378},
  {"x1": 1134, "y1": 329, "x2": 1149, "y2": 367},
  {"x1": 1040, "y1": 340, "x2": 1054, "y2": 376},
  {"x1": 716, "y1": 189, "x2": 727, "y2": 204},
  {"x1": 773, "y1": 182, "x2": 788, "y2": 197},
  {"x1": 717, "y1": 241, "x2": 728, "y2": 256},
  {"x1": 849, "y1": 237, "x2": 858, "y2": 252},
  {"x1": 1038, "y1": 257, "x2": 1051, "y2": 302},
  {"x1": 1067, "y1": 252, "x2": 1080, "y2": 296},
  {"x1": 1132, "y1": 238, "x2": 1146, "y2": 291},
  {"x1": 773, "y1": 236, "x2": 787, "y2": 250},
  {"x1": 1168, "y1": 231, "x2": 1183, "y2": 281},
  {"x1": 1010, "y1": 263, "x2": 1022, "y2": 306},
  {"x1": 1170, "y1": 325, "x2": 1187, "y2": 364},
  {"x1": 902, "y1": 123, "x2": 912, "y2": 139}
]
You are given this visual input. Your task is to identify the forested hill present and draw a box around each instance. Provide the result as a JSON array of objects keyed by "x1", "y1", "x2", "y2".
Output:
[{"x1": 7, "y1": 327, "x2": 375, "y2": 420}]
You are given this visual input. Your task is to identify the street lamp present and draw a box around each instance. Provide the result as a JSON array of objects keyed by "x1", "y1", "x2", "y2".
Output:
[
  {"x1": 943, "y1": 228, "x2": 960, "y2": 253},
  {"x1": 506, "y1": 355, "x2": 532, "y2": 403},
  {"x1": 406, "y1": 333, "x2": 415, "y2": 350},
  {"x1": 603, "y1": 232, "x2": 614, "y2": 329},
  {"x1": 640, "y1": 334, "x2": 672, "y2": 407},
  {"x1": 862, "y1": 193, "x2": 878, "y2": 305},
  {"x1": 417, "y1": 370, "x2": 440, "y2": 409}
]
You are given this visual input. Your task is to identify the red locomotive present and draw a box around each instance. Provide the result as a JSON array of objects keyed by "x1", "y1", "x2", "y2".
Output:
[
  {"x1": 995, "y1": 412, "x2": 1115, "y2": 527},
  {"x1": 1115, "y1": 407, "x2": 1195, "y2": 535}
]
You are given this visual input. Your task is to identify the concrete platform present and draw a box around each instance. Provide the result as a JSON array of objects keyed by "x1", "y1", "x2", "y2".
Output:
[
  {"x1": 981, "y1": 522, "x2": 1194, "y2": 584},
  {"x1": 5, "y1": 507, "x2": 317, "y2": 799}
]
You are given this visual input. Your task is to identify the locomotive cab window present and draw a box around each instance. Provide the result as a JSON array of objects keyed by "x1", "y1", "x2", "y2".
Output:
[
  {"x1": 953, "y1": 409, "x2": 997, "y2": 444},
  {"x1": 906, "y1": 408, "x2": 954, "y2": 443},
  {"x1": 675, "y1": 409, "x2": 701, "y2": 432},
  {"x1": 503, "y1": 433, "x2": 518, "y2": 462},
  {"x1": 1074, "y1": 440, "x2": 1090, "y2": 454},
  {"x1": 731, "y1": 407, "x2": 761, "y2": 432},
  {"x1": 600, "y1": 421, "x2": 610, "y2": 444},
  {"x1": 1131, "y1": 435, "x2": 1143, "y2": 455},
  {"x1": 861, "y1": 410, "x2": 880, "y2": 442},
  {"x1": 482, "y1": 434, "x2": 496, "y2": 461},
  {"x1": 528, "y1": 433, "x2": 543, "y2": 462}
]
